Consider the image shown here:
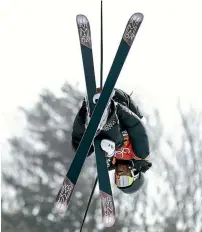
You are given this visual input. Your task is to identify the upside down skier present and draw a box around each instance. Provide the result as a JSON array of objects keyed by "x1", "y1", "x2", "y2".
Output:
[{"x1": 71, "y1": 88, "x2": 152, "y2": 194}]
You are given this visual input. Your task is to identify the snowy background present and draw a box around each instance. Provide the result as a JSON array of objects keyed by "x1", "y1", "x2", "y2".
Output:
[{"x1": 1, "y1": 0, "x2": 202, "y2": 231}]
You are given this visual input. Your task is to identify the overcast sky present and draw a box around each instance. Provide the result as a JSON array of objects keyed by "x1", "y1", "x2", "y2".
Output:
[{"x1": 1, "y1": 0, "x2": 202, "y2": 141}]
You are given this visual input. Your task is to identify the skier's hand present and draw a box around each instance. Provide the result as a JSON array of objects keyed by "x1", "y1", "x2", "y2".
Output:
[
  {"x1": 106, "y1": 157, "x2": 116, "y2": 171},
  {"x1": 132, "y1": 160, "x2": 152, "y2": 173}
]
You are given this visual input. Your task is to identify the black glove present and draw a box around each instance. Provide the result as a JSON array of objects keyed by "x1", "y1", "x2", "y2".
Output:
[
  {"x1": 106, "y1": 157, "x2": 116, "y2": 171},
  {"x1": 132, "y1": 160, "x2": 152, "y2": 173}
]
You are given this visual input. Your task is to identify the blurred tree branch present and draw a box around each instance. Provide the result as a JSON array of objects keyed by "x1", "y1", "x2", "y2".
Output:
[{"x1": 2, "y1": 85, "x2": 202, "y2": 232}]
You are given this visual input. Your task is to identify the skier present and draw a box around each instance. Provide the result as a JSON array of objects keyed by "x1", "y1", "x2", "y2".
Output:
[{"x1": 71, "y1": 88, "x2": 152, "y2": 194}]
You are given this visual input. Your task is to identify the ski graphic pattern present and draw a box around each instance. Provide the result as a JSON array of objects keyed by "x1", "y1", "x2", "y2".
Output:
[
  {"x1": 100, "y1": 191, "x2": 116, "y2": 227},
  {"x1": 76, "y1": 14, "x2": 97, "y2": 115},
  {"x1": 77, "y1": 15, "x2": 92, "y2": 48},
  {"x1": 123, "y1": 13, "x2": 143, "y2": 46},
  {"x1": 54, "y1": 177, "x2": 74, "y2": 214}
]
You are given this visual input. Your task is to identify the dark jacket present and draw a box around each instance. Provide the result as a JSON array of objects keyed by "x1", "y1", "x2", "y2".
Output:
[
  {"x1": 71, "y1": 89, "x2": 149, "y2": 159},
  {"x1": 112, "y1": 88, "x2": 143, "y2": 119}
]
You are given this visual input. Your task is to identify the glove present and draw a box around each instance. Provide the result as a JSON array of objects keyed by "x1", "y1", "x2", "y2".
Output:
[
  {"x1": 101, "y1": 139, "x2": 115, "y2": 157},
  {"x1": 106, "y1": 157, "x2": 116, "y2": 171},
  {"x1": 132, "y1": 160, "x2": 152, "y2": 173}
]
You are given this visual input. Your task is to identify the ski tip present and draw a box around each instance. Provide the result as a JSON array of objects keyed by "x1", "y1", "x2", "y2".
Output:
[
  {"x1": 76, "y1": 14, "x2": 89, "y2": 23},
  {"x1": 54, "y1": 201, "x2": 68, "y2": 215},
  {"x1": 54, "y1": 176, "x2": 74, "y2": 214},
  {"x1": 76, "y1": 14, "x2": 92, "y2": 49},
  {"x1": 103, "y1": 215, "x2": 116, "y2": 227},
  {"x1": 132, "y1": 12, "x2": 144, "y2": 20},
  {"x1": 123, "y1": 12, "x2": 144, "y2": 46},
  {"x1": 100, "y1": 191, "x2": 116, "y2": 227}
]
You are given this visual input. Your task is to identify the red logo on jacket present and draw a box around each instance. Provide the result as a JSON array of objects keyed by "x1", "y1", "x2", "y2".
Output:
[{"x1": 115, "y1": 134, "x2": 141, "y2": 160}]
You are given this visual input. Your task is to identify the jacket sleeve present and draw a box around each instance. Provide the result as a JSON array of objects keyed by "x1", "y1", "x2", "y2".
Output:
[
  {"x1": 71, "y1": 100, "x2": 94, "y2": 156},
  {"x1": 71, "y1": 100, "x2": 86, "y2": 151},
  {"x1": 114, "y1": 88, "x2": 143, "y2": 119},
  {"x1": 128, "y1": 96, "x2": 143, "y2": 119},
  {"x1": 116, "y1": 103, "x2": 150, "y2": 159}
]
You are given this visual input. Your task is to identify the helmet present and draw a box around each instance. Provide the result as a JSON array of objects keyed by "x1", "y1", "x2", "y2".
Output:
[{"x1": 114, "y1": 160, "x2": 145, "y2": 194}]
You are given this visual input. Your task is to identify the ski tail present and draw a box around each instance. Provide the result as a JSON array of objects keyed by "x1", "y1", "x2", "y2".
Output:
[
  {"x1": 100, "y1": 191, "x2": 115, "y2": 227},
  {"x1": 94, "y1": 139, "x2": 115, "y2": 227},
  {"x1": 54, "y1": 176, "x2": 74, "y2": 214}
]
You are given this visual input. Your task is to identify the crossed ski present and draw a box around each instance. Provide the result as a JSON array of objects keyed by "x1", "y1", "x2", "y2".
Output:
[{"x1": 55, "y1": 12, "x2": 144, "y2": 227}]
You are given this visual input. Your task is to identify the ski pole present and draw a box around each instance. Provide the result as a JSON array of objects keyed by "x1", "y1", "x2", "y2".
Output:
[
  {"x1": 100, "y1": 0, "x2": 103, "y2": 89},
  {"x1": 79, "y1": 176, "x2": 98, "y2": 232}
]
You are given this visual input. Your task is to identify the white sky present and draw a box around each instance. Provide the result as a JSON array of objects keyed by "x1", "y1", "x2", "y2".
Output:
[{"x1": 0, "y1": 0, "x2": 202, "y2": 141}]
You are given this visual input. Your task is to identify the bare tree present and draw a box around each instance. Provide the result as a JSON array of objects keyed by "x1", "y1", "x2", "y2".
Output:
[
  {"x1": 2, "y1": 84, "x2": 201, "y2": 232},
  {"x1": 145, "y1": 102, "x2": 202, "y2": 232}
]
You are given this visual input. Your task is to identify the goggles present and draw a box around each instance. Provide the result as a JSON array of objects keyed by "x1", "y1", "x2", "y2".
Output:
[
  {"x1": 115, "y1": 169, "x2": 140, "y2": 188},
  {"x1": 115, "y1": 175, "x2": 134, "y2": 188}
]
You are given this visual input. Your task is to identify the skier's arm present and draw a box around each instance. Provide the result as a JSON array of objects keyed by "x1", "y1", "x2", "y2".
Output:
[
  {"x1": 114, "y1": 88, "x2": 143, "y2": 118},
  {"x1": 116, "y1": 103, "x2": 150, "y2": 159},
  {"x1": 128, "y1": 96, "x2": 143, "y2": 119},
  {"x1": 71, "y1": 104, "x2": 86, "y2": 151},
  {"x1": 71, "y1": 100, "x2": 94, "y2": 156}
]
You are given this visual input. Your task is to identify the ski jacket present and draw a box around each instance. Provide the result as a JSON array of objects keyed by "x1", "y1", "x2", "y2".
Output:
[
  {"x1": 71, "y1": 89, "x2": 149, "y2": 159},
  {"x1": 112, "y1": 88, "x2": 143, "y2": 119}
]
